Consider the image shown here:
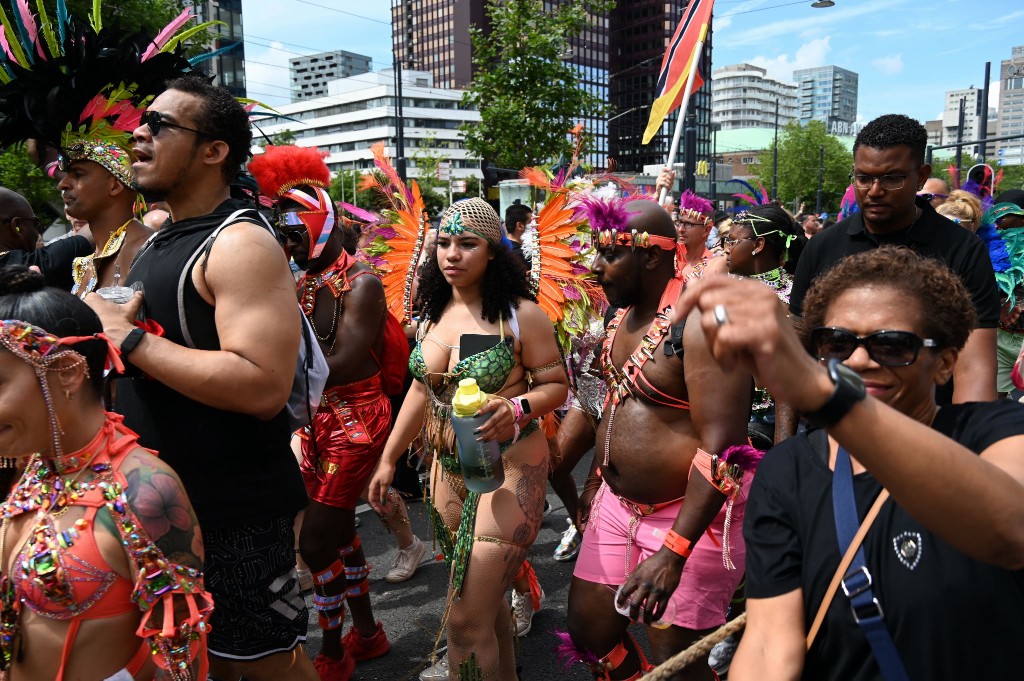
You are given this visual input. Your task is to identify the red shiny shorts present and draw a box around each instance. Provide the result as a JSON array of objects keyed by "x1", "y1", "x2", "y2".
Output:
[{"x1": 300, "y1": 374, "x2": 391, "y2": 509}]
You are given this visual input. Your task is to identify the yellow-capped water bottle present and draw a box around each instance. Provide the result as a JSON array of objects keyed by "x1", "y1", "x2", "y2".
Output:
[{"x1": 451, "y1": 378, "x2": 504, "y2": 493}]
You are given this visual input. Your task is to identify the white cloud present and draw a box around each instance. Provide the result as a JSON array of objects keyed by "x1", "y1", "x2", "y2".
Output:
[
  {"x1": 721, "y1": 0, "x2": 902, "y2": 47},
  {"x1": 748, "y1": 37, "x2": 832, "y2": 82},
  {"x1": 871, "y1": 54, "x2": 904, "y2": 76}
]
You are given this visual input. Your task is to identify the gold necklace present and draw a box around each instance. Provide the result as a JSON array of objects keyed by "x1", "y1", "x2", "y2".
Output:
[{"x1": 71, "y1": 218, "x2": 132, "y2": 295}]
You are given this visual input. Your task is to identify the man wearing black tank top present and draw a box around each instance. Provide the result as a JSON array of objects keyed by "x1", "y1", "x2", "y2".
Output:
[{"x1": 85, "y1": 75, "x2": 317, "y2": 681}]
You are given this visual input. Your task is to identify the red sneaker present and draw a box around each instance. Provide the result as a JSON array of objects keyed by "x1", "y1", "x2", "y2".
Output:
[
  {"x1": 342, "y1": 621, "x2": 392, "y2": 662},
  {"x1": 313, "y1": 652, "x2": 355, "y2": 681}
]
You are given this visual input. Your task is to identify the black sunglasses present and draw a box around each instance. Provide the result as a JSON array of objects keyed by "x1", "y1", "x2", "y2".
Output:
[
  {"x1": 809, "y1": 327, "x2": 938, "y2": 368},
  {"x1": 140, "y1": 110, "x2": 211, "y2": 138},
  {"x1": 276, "y1": 228, "x2": 305, "y2": 245},
  {"x1": 917, "y1": 192, "x2": 947, "y2": 202}
]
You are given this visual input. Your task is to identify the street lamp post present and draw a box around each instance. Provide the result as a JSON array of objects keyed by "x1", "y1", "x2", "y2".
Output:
[
  {"x1": 772, "y1": 99, "x2": 779, "y2": 200},
  {"x1": 394, "y1": 59, "x2": 407, "y2": 183},
  {"x1": 816, "y1": 145, "x2": 824, "y2": 214}
]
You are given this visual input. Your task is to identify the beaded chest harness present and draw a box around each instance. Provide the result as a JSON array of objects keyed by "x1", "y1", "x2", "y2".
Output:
[
  {"x1": 0, "y1": 418, "x2": 212, "y2": 680},
  {"x1": 298, "y1": 252, "x2": 353, "y2": 352}
]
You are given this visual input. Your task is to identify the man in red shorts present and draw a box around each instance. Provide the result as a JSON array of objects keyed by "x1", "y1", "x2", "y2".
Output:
[{"x1": 250, "y1": 146, "x2": 393, "y2": 680}]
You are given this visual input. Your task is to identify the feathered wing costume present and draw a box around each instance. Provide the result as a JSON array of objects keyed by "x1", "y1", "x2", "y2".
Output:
[
  {"x1": 0, "y1": 0, "x2": 223, "y2": 183},
  {"x1": 358, "y1": 142, "x2": 428, "y2": 324}
]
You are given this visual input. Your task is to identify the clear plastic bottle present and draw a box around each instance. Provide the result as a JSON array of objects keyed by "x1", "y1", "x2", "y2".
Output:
[{"x1": 450, "y1": 378, "x2": 504, "y2": 493}]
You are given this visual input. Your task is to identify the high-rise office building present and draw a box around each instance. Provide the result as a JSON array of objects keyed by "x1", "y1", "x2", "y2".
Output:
[
  {"x1": 711, "y1": 63, "x2": 797, "y2": 131},
  {"x1": 941, "y1": 88, "x2": 997, "y2": 158},
  {"x1": 192, "y1": 0, "x2": 246, "y2": 98},
  {"x1": 290, "y1": 51, "x2": 372, "y2": 101},
  {"x1": 391, "y1": 0, "x2": 711, "y2": 173},
  {"x1": 794, "y1": 65, "x2": 858, "y2": 126},
  {"x1": 996, "y1": 45, "x2": 1024, "y2": 165}
]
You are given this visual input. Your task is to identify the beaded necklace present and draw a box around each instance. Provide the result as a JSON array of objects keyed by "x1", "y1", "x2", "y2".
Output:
[
  {"x1": 750, "y1": 266, "x2": 793, "y2": 304},
  {"x1": 71, "y1": 218, "x2": 132, "y2": 298},
  {"x1": 297, "y1": 251, "x2": 353, "y2": 350}
]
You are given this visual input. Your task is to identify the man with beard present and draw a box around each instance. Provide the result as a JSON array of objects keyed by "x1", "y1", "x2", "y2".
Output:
[
  {"x1": 564, "y1": 198, "x2": 752, "y2": 680},
  {"x1": 87, "y1": 75, "x2": 316, "y2": 681}
]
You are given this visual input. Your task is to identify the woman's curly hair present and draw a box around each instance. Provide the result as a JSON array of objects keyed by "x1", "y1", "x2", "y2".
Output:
[
  {"x1": 416, "y1": 242, "x2": 535, "y2": 324},
  {"x1": 801, "y1": 245, "x2": 976, "y2": 352}
]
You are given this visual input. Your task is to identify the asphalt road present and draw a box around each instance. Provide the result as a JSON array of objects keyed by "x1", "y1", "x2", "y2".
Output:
[{"x1": 300, "y1": 483, "x2": 596, "y2": 681}]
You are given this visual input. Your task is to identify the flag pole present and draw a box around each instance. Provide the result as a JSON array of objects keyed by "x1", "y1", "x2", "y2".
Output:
[{"x1": 659, "y1": 34, "x2": 707, "y2": 206}]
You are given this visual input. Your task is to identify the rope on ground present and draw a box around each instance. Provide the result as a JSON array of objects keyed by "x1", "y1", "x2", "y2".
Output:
[{"x1": 643, "y1": 613, "x2": 747, "y2": 681}]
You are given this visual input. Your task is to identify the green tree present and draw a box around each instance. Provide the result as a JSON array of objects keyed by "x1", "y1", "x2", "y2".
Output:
[
  {"x1": 0, "y1": 146, "x2": 61, "y2": 218},
  {"x1": 267, "y1": 129, "x2": 298, "y2": 147},
  {"x1": 453, "y1": 176, "x2": 481, "y2": 201},
  {"x1": 65, "y1": 0, "x2": 187, "y2": 38},
  {"x1": 410, "y1": 135, "x2": 449, "y2": 215},
  {"x1": 461, "y1": 0, "x2": 615, "y2": 170},
  {"x1": 328, "y1": 170, "x2": 377, "y2": 209},
  {"x1": 755, "y1": 120, "x2": 852, "y2": 212}
]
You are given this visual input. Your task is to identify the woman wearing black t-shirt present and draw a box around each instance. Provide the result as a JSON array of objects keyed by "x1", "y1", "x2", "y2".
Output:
[{"x1": 672, "y1": 246, "x2": 1024, "y2": 680}]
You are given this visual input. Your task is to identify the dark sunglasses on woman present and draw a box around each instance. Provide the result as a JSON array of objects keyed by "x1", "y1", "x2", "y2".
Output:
[{"x1": 809, "y1": 327, "x2": 938, "y2": 367}]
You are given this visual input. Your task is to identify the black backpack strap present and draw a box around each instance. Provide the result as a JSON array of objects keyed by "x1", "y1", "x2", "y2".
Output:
[
  {"x1": 178, "y1": 209, "x2": 269, "y2": 348},
  {"x1": 664, "y1": 317, "x2": 686, "y2": 359}
]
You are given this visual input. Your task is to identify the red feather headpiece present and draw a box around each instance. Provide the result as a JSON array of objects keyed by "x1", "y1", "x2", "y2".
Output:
[{"x1": 249, "y1": 145, "x2": 331, "y2": 198}]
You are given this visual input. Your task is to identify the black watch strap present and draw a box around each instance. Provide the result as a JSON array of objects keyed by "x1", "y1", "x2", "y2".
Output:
[
  {"x1": 120, "y1": 327, "x2": 147, "y2": 357},
  {"x1": 803, "y1": 358, "x2": 866, "y2": 428}
]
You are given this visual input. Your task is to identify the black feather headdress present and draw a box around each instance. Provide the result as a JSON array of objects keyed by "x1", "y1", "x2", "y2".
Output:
[{"x1": 0, "y1": 0, "x2": 223, "y2": 185}]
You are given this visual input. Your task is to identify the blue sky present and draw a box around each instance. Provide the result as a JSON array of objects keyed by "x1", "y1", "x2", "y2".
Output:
[{"x1": 242, "y1": 0, "x2": 1023, "y2": 124}]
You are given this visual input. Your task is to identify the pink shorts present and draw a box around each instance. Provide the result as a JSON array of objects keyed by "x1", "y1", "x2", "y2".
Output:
[{"x1": 573, "y1": 480, "x2": 748, "y2": 630}]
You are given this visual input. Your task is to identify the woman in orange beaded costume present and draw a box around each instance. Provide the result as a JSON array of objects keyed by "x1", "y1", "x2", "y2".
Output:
[{"x1": 0, "y1": 266, "x2": 210, "y2": 681}]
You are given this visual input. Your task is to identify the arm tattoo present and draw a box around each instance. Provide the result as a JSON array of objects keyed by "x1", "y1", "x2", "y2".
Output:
[{"x1": 99, "y1": 452, "x2": 205, "y2": 573}]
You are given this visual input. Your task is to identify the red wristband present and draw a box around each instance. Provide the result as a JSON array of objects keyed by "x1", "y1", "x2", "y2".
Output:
[{"x1": 663, "y1": 529, "x2": 694, "y2": 558}]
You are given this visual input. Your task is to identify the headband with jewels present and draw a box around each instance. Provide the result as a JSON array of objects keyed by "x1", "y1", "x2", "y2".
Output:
[
  {"x1": 249, "y1": 145, "x2": 336, "y2": 259},
  {"x1": 0, "y1": 1, "x2": 225, "y2": 186},
  {"x1": 438, "y1": 198, "x2": 502, "y2": 246},
  {"x1": 676, "y1": 190, "x2": 714, "y2": 226},
  {"x1": 732, "y1": 210, "x2": 798, "y2": 251},
  {"x1": 575, "y1": 194, "x2": 678, "y2": 252}
]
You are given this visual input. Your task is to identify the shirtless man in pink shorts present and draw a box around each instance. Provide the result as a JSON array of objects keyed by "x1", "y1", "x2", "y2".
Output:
[{"x1": 565, "y1": 198, "x2": 753, "y2": 680}]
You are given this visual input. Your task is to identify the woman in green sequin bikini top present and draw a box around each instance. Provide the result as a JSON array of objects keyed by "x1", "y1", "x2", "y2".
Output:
[{"x1": 368, "y1": 198, "x2": 568, "y2": 679}]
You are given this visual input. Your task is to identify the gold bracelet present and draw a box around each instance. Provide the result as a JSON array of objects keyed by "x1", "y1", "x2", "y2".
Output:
[
  {"x1": 526, "y1": 358, "x2": 565, "y2": 375},
  {"x1": 494, "y1": 395, "x2": 517, "y2": 421}
]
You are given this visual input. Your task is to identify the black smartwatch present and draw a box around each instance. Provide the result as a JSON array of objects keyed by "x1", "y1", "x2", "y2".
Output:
[
  {"x1": 120, "y1": 328, "x2": 147, "y2": 357},
  {"x1": 803, "y1": 358, "x2": 866, "y2": 428},
  {"x1": 520, "y1": 398, "x2": 532, "y2": 415}
]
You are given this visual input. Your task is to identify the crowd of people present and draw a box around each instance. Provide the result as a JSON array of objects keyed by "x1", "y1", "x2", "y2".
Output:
[{"x1": 0, "y1": 8, "x2": 1023, "y2": 681}]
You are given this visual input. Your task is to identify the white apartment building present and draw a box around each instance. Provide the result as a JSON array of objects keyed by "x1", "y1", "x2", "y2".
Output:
[
  {"x1": 290, "y1": 50, "x2": 372, "y2": 102},
  {"x1": 254, "y1": 69, "x2": 480, "y2": 180},
  {"x1": 712, "y1": 64, "x2": 797, "y2": 131},
  {"x1": 997, "y1": 45, "x2": 1024, "y2": 166}
]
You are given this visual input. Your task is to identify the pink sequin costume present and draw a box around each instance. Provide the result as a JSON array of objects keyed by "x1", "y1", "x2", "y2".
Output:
[{"x1": 0, "y1": 319, "x2": 213, "y2": 681}]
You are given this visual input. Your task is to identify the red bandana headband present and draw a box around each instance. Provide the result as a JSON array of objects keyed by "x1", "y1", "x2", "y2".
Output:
[{"x1": 592, "y1": 228, "x2": 678, "y2": 252}]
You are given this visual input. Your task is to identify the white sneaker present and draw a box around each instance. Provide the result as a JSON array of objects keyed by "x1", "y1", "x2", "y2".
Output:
[
  {"x1": 386, "y1": 535, "x2": 427, "y2": 583},
  {"x1": 552, "y1": 518, "x2": 582, "y2": 562},
  {"x1": 419, "y1": 653, "x2": 449, "y2": 681},
  {"x1": 511, "y1": 585, "x2": 545, "y2": 636}
]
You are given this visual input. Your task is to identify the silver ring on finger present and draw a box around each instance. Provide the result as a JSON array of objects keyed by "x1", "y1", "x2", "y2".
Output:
[{"x1": 713, "y1": 304, "x2": 730, "y2": 327}]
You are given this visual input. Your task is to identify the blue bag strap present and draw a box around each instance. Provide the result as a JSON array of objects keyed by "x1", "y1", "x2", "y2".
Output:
[{"x1": 833, "y1": 447, "x2": 910, "y2": 681}]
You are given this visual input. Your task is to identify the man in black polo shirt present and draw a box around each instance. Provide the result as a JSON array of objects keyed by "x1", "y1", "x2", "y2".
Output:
[{"x1": 791, "y1": 114, "x2": 999, "y2": 405}]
